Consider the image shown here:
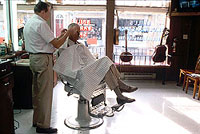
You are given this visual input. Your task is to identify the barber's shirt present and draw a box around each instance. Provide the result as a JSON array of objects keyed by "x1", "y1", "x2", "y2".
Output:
[{"x1": 24, "y1": 14, "x2": 55, "y2": 53}]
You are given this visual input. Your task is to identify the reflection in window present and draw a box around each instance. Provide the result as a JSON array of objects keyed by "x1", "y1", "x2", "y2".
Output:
[
  {"x1": 49, "y1": 0, "x2": 106, "y2": 5},
  {"x1": 114, "y1": 6, "x2": 170, "y2": 65},
  {"x1": 14, "y1": 1, "x2": 170, "y2": 65},
  {"x1": 0, "y1": 4, "x2": 5, "y2": 44},
  {"x1": 115, "y1": 0, "x2": 170, "y2": 7},
  {"x1": 17, "y1": 9, "x2": 34, "y2": 50}
]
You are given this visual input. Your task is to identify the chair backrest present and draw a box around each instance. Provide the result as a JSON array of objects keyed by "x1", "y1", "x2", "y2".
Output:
[{"x1": 195, "y1": 54, "x2": 200, "y2": 73}]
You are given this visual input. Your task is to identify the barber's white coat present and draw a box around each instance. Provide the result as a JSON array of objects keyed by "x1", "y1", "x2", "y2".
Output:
[{"x1": 53, "y1": 39, "x2": 113, "y2": 100}]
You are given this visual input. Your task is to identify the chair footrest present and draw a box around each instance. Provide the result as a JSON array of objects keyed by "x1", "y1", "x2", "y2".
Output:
[
  {"x1": 111, "y1": 103, "x2": 125, "y2": 112},
  {"x1": 89, "y1": 101, "x2": 125, "y2": 118},
  {"x1": 90, "y1": 106, "x2": 114, "y2": 118}
]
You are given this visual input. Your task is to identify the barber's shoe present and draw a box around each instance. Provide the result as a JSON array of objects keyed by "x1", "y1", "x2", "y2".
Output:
[
  {"x1": 116, "y1": 96, "x2": 135, "y2": 104},
  {"x1": 120, "y1": 86, "x2": 138, "y2": 93},
  {"x1": 36, "y1": 127, "x2": 57, "y2": 133}
]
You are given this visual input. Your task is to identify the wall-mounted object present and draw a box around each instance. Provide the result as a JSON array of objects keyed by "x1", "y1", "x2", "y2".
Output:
[
  {"x1": 113, "y1": 28, "x2": 119, "y2": 45},
  {"x1": 120, "y1": 30, "x2": 133, "y2": 62},
  {"x1": 178, "y1": 0, "x2": 200, "y2": 12}
]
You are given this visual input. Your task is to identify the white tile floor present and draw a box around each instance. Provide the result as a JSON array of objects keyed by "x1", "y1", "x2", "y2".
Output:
[{"x1": 14, "y1": 80, "x2": 200, "y2": 134}]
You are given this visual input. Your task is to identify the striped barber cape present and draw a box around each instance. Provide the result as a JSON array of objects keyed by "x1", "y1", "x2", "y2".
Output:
[{"x1": 53, "y1": 41, "x2": 113, "y2": 100}]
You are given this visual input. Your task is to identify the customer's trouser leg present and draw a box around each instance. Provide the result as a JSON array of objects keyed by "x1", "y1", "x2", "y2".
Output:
[
  {"x1": 105, "y1": 64, "x2": 132, "y2": 98},
  {"x1": 30, "y1": 54, "x2": 54, "y2": 128},
  {"x1": 104, "y1": 64, "x2": 120, "y2": 90},
  {"x1": 110, "y1": 64, "x2": 121, "y2": 80}
]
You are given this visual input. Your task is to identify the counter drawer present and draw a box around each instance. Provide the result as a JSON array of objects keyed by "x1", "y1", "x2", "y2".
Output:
[{"x1": 0, "y1": 62, "x2": 12, "y2": 78}]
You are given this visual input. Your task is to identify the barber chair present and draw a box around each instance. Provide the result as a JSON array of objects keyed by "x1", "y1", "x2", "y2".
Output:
[{"x1": 60, "y1": 77, "x2": 125, "y2": 130}]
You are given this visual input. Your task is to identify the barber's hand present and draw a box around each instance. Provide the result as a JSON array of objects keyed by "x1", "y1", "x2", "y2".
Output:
[{"x1": 61, "y1": 29, "x2": 67, "y2": 36}]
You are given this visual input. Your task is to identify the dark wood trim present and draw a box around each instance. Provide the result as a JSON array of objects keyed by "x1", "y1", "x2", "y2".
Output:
[
  {"x1": 171, "y1": 12, "x2": 200, "y2": 17},
  {"x1": 106, "y1": 0, "x2": 115, "y2": 60}
]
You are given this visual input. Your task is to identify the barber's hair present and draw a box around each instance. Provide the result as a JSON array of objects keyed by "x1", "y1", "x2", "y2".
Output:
[
  {"x1": 34, "y1": 1, "x2": 52, "y2": 13},
  {"x1": 68, "y1": 23, "x2": 79, "y2": 29}
]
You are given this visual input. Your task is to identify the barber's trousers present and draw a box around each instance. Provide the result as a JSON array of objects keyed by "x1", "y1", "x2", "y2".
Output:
[
  {"x1": 104, "y1": 64, "x2": 121, "y2": 90},
  {"x1": 29, "y1": 54, "x2": 54, "y2": 128}
]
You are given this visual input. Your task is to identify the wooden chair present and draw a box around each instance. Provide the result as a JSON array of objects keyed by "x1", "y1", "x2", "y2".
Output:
[
  {"x1": 185, "y1": 74, "x2": 200, "y2": 99},
  {"x1": 185, "y1": 55, "x2": 200, "y2": 99},
  {"x1": 178, "y1": 54, "x2": 200, "y2": 90}
]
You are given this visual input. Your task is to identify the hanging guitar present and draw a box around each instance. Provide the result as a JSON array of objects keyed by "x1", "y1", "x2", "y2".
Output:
[
  {"x1": 120, "y1": 30, "x2": 133, "y2": 62},
  {"x1": 152, "y1": 28, "x2": 168, "y2": 63},
  {"x1": 152, "y1": 8, "x2": 170, "y2": 63}
]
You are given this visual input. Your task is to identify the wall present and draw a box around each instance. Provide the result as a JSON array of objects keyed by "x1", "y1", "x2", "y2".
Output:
[{"x1": 169, "y1": 0, "x2": 200, "y2": 81}]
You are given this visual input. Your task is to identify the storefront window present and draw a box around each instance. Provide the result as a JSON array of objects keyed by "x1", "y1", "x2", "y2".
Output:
[
  {"x1": 0, "y1": 4, "x2": 5, "y2": 44},
  {"x1": 115, "y1": 0, "x2": 170, "y2": 7},
  {"x1": 114, "y1": 0, "x2": 170, "y2": 65},
  {"x1": 13, "y1": 0, "x2": 170, "y2": 64},
  {"x1": 16, "y1": 2, "x2": 106, "y2": 57},
  {"x1": 114, "y1": 12, "x2": 169, "y2": 65},
  {"x1": 17, "y1": 10, "x2": 34, "y2": 50},
  {"x1": 48, "y1": 0, "x2": 106, "y2": 5}
]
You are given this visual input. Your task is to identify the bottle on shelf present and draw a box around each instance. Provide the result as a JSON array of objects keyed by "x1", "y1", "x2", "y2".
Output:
[{"x1": 7, "y1": 40, "x2": 13, "y2": 54}]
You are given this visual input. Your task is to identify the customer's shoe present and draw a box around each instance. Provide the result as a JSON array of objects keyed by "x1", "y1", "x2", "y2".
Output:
[
  {"x1": 119, "y1": 80, "x2": 138, "y2": 93},
  {"x1": 116, "y1": 96, "x2": 135, "y2": 104},
  {"x1": 120, "y1": 86, "x2": 138, "y2": 93},
  {"x1": 36, "y1": 127, "x2": 57, "y2": 133}
]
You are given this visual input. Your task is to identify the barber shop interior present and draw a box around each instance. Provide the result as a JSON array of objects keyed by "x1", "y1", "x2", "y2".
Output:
[{"x1": 1, "y1": 0, "x2": 200, "y2": 134}]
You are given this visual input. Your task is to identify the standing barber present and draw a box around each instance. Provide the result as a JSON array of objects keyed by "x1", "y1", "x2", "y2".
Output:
[{"x1": 23, "y1": 1, "x2": 73, "y2": 133}]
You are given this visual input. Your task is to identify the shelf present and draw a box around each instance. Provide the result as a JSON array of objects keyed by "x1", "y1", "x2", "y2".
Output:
[{"x1": 171, "y1": 12, "x2": 200, "y2": 16}]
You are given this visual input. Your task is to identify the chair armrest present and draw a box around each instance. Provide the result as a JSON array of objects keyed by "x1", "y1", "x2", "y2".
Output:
[{"x1": 60, "y1": 77, "x2": 80, "y2": 96}]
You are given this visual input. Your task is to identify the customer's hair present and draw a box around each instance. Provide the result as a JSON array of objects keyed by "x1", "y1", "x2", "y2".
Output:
[
  {"x1": 68, "y1": 23, "x2": 79, "y2": 29},
  {"x1": 34, "y1": 1, "x2": 52, "y2": 13}
]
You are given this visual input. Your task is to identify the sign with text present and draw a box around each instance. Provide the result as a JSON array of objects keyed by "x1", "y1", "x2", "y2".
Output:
[{"x1": 72, "y1": 18, "x2": 102, "y2": 44}]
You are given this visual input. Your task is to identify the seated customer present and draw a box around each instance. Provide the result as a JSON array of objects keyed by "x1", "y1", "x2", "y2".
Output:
[{"x1": 53, "y1": 23, "x2": 138, "y2": 104}]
